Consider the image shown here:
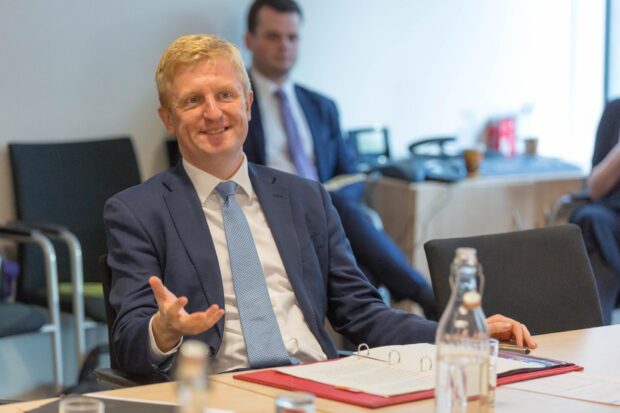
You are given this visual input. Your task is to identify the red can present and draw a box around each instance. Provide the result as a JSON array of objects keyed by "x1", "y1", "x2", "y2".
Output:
[{"x1": 486, "y1": 117, "x2": 515, "y2": 156}]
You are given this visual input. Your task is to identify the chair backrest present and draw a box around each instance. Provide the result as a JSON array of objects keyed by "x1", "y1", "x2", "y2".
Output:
[
  {"x1": 424, "y1": 224, "x2": 604, "y2": 335},
  {"x1": 166, "y1": 137, "x2": 180, "y2": 167},
  {"x1": 9, "y1": 137, "x2": 141, "y2": 302},
  {"x1": 98, "y1": 254, "x2": 119, "y2": 369}
]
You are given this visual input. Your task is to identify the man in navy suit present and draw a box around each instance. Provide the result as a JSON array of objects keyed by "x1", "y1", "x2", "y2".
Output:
[
  {"x1": 243, "y1": 0, "x2": 438, "y2": 319},
  {"x1": 104, "y1": 34, "x2": 535, "y2": 378}
]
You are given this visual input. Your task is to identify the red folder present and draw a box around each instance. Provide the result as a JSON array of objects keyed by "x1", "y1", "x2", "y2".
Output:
[{"x1": 234, "y1": 354, "x2": 583, "y2": 409}]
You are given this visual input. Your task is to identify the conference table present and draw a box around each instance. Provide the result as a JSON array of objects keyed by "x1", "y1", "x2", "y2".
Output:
[{"x1": 3, "y1": 324, "x2": 619, "y2": 412}]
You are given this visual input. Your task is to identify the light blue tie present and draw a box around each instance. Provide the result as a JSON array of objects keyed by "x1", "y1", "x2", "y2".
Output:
[{"x1": 216, "y1": 181, "x2": 291, "y2": 368}]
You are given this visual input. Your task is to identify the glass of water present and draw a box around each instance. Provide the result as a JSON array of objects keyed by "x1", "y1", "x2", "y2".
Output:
[
  {"x1": 59, "y1": 396, "x2": 104, "y2": 413},
  {"x1": 487, "y1": 338, "x2": 499, "y2": 405},
  {"x1": 275, "y1": 392, "x2": 315, "y2": 413}
]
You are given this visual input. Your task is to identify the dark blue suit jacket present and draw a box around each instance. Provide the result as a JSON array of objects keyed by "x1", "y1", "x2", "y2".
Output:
[
  {"x1": 244, "y1": 83, "x2": 358, "y2": 183},
  {"x1": 104, "y1": 162, "x2": 436, "y2": 376}
]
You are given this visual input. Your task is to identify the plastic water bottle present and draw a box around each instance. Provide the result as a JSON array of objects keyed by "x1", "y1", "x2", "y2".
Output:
[
  {"x1": 176, "y1": 340, "x2": 210, "y2": 413},
  {"x1": 435, "y1": 247, "x2": 490, "y2": 413}
]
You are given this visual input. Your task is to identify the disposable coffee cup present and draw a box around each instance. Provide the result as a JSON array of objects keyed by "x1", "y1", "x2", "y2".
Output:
[
  {"x1": 463, "y1": 149, "x2": 484, "y2": 177},
  {"x1": 524, "y1": 137, "x2": 538, "y2": 156}
]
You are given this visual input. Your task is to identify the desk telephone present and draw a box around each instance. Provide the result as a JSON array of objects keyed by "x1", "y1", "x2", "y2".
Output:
[
  {"x1": 371, "y1": 136, "x2": 582, "y2": 182},
  {"x1": 373, "y1": 136, "x2": 466, "y2": 182}
]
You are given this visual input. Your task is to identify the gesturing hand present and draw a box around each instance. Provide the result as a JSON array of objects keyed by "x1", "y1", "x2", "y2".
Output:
[{"x1": 149, "y1": 276, "x2": 224, "y2": 352}]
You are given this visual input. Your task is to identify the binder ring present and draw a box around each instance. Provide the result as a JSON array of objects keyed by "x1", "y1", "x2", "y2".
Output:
[
  {"x1": 356, "y1": 343, "x2": 370, "y2": 359},
  {"x1": 388, "y1": 350, "x2": 401, "y2": 366},
  {"x1": 420, "y1": 355, "x2": 433, "y2": 372}
]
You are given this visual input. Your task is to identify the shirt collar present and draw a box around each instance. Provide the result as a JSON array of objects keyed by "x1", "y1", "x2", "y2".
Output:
[
  {"x1": 250, "y1": 67, "x2": 296, "y2": 100},
  {"x1": 182, "y1": 155, "x2": 254, "y2": 204}
]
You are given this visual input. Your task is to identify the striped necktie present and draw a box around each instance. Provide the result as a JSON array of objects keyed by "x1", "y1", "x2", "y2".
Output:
[{"x1": 274, "y1": 88, "x2": 319, "y2": 180}]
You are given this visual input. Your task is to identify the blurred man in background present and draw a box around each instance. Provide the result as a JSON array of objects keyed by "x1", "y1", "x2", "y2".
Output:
[{"x1": 243, "y1": 0, "x2": 437, "y2": 319}]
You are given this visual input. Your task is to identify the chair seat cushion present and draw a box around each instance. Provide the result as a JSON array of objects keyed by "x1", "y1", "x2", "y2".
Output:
[
  {"x1": 27, "y1": 282, "x2": 107, "y2": 323},
  {"x1": 0, "y1": 302, "x2": 47, "y2": 337}
]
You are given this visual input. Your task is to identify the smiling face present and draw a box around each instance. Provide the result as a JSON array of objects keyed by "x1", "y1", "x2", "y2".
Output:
[{"x1": 158, "y1": 57, "x2": 253, "y2": 179}]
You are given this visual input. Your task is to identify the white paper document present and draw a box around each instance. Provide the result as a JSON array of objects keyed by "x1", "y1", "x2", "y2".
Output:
[
  {"x1": 505, "y1": 372, "x2": 620, "y2": 406},
  {"x1": 275, "y1": 343, "x2": 534, "y2": 397}
]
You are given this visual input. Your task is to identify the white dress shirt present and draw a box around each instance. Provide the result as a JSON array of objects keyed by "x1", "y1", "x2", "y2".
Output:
[
  {"x1": 149, "y1": 156, "x2": 326, "y2": 373},
  {"x1": 250, "y1": 68, "x2": 316, "y2": 173}
]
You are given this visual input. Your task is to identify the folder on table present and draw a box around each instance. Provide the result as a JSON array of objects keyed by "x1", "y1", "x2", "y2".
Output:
[{"x1": 234, "y1": 347, "x2": 583, "y2": 409}]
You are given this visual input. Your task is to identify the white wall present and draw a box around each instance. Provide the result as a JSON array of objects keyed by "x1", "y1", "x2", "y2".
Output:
[{"x1": 0, "y1": 0, "x2": 605, "y2": 223}]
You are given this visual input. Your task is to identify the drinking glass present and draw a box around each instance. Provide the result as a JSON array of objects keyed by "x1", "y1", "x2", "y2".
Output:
[
  {"x1": 275, "y1": 392, "x2": 315, "y2": 412},
  {"x1": 488, "y1": 338, "x2": 499, "y2": 405},
  {"x1": 59, "y1": 396, "x2": 104, "y2": 413}
]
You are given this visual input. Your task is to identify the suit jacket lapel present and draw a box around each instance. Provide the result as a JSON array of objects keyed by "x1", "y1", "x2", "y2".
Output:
[
  {"x1": 245, "y1": 74, "x2": 267, "y2": 165},
  {"x1": 161, "y1": 164, "x2": 224, "y2": 337},
  {"x1": 249, "y1": 165, "x2": 321, "y2": 337},
  {"x1": 296, "y1": 85, "x2": 327, "y2": 183}
]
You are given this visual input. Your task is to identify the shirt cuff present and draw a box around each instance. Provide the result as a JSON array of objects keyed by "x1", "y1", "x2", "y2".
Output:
[{"x1": 148, "y1": 314, "x2": 183, "y2": 367}]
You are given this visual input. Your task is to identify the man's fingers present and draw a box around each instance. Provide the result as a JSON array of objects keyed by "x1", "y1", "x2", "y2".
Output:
[
  {"x1": 487, "y1": 314, "x2": 537, "y2": 349},
  {"x1": 149, "y1": 277, "x2": 224, "y2": 336},
  {"x1": 522, "y1": 324, "x2": 537, "y2": 349},
  {"x1": 179, "y1": 305, "x2": 225, "y2": 335},
  {"x1": 204, "y1": 305, "x2": 225, "y2": 325},
  {"x1": 149, "y1": 275, "x2": 179, "y2": 308},
  {"x1": 168, "y1": 295, "x2": 189, "y2": 316},
  {"x1": 488, "y1": 321, "x2": 512, "y2": 335},
  {"x1": 149, "y1": 276, "x2": 167, "y2": 304},
  {"x1": 512, "y1": 322, "x2": 524, "y2": 347}
]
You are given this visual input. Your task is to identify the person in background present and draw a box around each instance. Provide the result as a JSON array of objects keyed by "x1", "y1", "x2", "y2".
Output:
[
  {"x1": 242, "y1": 0, "x2": 438, "y2": 320},
  {"x1": 104, "y1": 34, "x2": 536, "y2": 378},
  {"x1": 571, "y1": 98, "x2": 620, "y2": 325}
]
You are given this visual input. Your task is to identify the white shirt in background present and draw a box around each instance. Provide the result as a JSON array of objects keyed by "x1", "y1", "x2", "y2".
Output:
[{"x1": 250, "y1": 67, "x2": 316, "y2": 174}]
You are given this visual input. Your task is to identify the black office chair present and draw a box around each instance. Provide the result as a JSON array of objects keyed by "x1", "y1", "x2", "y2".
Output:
[
  {"x1": 166, "y1": 137, "x2": 181, "y2": 167},
  {"x1": 94, "y1": 255, "x2": 166, "y2": 388},
  {"x1": 8, "y1": 137, "x2": 141, "y2": 366},
  {"x1": 424, "y1": 224, "x2": 604, "y2": 335}
]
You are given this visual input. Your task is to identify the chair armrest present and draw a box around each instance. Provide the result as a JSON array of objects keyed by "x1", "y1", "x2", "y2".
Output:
[
  {"x1": 0, "y1": 224, "x2": 37, "y2": 237},
  {"x1": 7, "y1": 220, "x2": 68, "y2": 236},
  {"x1": 547, "y1": 191, "x2": 592, "y2": 226},
  {"x1": 323, "y1": 173, "x2": 367, "y2": 192},
  {"x1": 8, "y1": 220, "x2": 90, "y2": 363},
  {"x1": 0, "y1": 224, "x2": 64, "y2": 391},
  {"x1": 566, "y1": 190, "x2": 592, "y2": 202}
]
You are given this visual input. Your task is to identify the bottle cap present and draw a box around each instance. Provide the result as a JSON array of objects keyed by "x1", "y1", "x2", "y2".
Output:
[
  {"x1": 177, "y1": 340, "x2": 209, "y2": 379},
  {"x1": 454, "y1": 247, "x2": 477, "y2": 266},
  {"x1": 179, "y1": 340, "x2": 209, "y2": 359},
  {"x1": 462, "y1": 291, "x2": 482, "y2": 309}
]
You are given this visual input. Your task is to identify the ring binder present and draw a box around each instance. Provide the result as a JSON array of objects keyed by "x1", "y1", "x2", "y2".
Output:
[
  {"x1": 235, "y1": 343, "x2": 583, "y2": 408},
  {"x1": 355, "y1": 342, "x2": 433, "y2": 372}
]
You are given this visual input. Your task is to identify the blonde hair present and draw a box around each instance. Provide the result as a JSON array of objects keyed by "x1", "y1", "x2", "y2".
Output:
[{"x1": 156, "y1": 34, "x2": 251, "y2": 110}]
